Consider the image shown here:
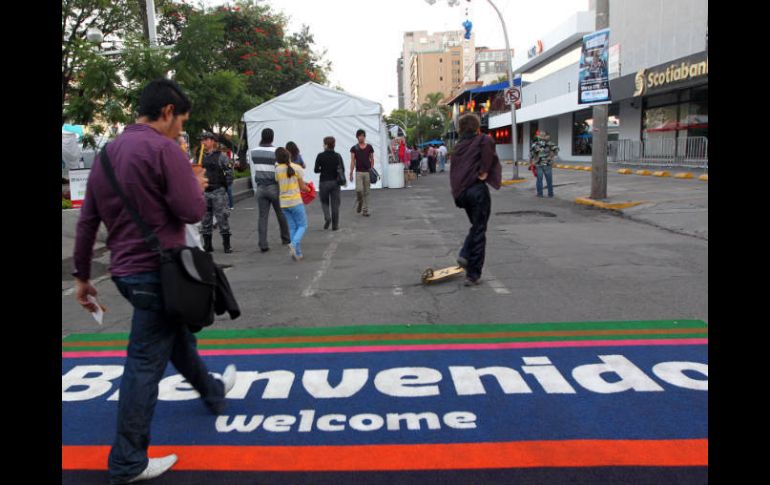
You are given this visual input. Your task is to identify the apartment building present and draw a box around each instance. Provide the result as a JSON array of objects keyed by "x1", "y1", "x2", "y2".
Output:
[{"x1": 398, "y1": 30, "x2": 475, "y2": 110}]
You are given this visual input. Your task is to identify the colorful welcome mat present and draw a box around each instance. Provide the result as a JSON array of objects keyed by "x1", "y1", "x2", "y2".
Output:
[{"x1": 62, "y1": 320, "x2": 708, "y2": 484}]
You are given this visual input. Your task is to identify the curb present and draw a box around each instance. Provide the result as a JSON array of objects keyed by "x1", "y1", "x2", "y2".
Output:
[
  {"x1": 574, "y1": 197, "x2": 647, "y2": 211},
  {"x1": 674, "y1": 172, "x2": 694, "y2": 179},
  {"x1": 501, "y1": 179, "x2": 527, "y2": 186}
]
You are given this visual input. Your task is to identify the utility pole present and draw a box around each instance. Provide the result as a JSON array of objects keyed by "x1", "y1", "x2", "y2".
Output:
[
  {"x1": 138, "y1": 0, "x2": 158, "y2": 46},
  {"x1": 590, "y1": 0, "x2": 609, "y2": 199}
]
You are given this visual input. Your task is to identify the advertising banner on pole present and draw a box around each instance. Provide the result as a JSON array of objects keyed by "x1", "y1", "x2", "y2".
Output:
[
  {"x1": 69, "y1": 169, "x2": 90, "y2": 209},
  {"x1": 578, "y1": 28, "x2": 612, "y2": 105}
]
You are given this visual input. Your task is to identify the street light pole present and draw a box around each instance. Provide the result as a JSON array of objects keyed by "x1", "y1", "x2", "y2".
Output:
[
  {"x1": 146, "y1": 0, "x2": 159, "y2": 46},
  {"x1": 484, "y1": 0, "x2": 519, "y2": 179}
]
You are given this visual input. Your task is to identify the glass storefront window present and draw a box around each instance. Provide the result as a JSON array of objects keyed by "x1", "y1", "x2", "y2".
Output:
[
  {"x1": 642, "y1": 86, "x2": 708, "y2": 141},
  {"x1": 572, "y1": 106, "x2": 620, "y2": 156},
  {"x1": 643, "y1": 105, "x2": 679, "y2": 142}
]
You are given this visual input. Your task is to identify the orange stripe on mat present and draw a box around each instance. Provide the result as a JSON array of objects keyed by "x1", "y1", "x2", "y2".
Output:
[{"x1": 63, "y1": 440, "x2": 707, "y2": 471}]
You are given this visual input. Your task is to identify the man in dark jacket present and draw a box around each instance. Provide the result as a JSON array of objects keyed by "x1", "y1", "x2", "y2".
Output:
[
  {"x1": 200, "y1": 131, "x2": 233, "y2": 253},
  {"x1": 72, "y1": 79, "x2": 237, "y2": 484},
  {"x1": 449, "y1": 113, "x2": 502, "y2": 286}
]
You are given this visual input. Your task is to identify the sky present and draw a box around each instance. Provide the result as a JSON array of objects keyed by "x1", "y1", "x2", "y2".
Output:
[{"x1": 204, "y1": 0, "x2": 589, "y2": 115}]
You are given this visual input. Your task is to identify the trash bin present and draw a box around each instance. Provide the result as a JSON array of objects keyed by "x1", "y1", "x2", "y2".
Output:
[{"x1": 387, "y1": 163, "x2": 404, "y2": 189}]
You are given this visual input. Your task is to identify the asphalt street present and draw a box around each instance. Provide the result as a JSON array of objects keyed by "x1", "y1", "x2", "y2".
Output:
[{"x1": 61, "y1": 168, "x2": 707, "y2": 335}]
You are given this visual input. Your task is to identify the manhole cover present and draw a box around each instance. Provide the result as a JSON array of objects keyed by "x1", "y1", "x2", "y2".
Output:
[{"x1": 495, "y1": 211, "x2": 557, "y2": 217}]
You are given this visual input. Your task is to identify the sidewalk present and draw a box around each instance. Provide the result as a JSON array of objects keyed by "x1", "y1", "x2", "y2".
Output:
[{"x1": 499, "y1": 161, "x2": 708, "y2": 240}]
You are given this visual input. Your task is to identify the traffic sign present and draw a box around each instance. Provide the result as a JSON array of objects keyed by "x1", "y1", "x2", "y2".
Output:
[{"x1": 504, "y1": 87, "x2": 521, "y2": 106}]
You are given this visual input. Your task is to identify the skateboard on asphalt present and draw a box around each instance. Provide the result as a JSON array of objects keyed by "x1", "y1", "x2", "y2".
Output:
[{"x1": 421, "y1": 266, "x2": 465, "y2": 284}]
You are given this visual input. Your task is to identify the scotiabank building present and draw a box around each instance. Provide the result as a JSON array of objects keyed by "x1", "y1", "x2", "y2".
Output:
[{"x1": 611, "y1": 51, "x2": 708, "y2": 148}]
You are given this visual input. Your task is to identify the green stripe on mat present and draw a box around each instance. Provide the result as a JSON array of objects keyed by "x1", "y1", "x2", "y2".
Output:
[
  {"x1": 62, "y1": 333, "x2": 709, "y2": 352},
  {"x1": 62, "y1": 320, "x2": 707, "y2": 343}
]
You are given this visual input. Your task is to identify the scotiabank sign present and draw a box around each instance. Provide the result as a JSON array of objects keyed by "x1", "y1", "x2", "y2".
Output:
[{"x1": 633, "y1": 52, "x2": 708, "y2": 96}]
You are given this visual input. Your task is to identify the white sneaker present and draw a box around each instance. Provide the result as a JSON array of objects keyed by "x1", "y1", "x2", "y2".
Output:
[
  {"x1": 288, "y1": 243, "x2": 298, "y2": 261},
  {"x1": 222, "y1": 364, "x2": 237, "y2": 396},
  {"x1": 124, "y1": 454, "x2": 178, "y2": 483}
]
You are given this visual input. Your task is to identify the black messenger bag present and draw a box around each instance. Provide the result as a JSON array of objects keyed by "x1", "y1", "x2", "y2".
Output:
[{"x1": 99, "y1": 145, "x2": 233, "y2": 330}]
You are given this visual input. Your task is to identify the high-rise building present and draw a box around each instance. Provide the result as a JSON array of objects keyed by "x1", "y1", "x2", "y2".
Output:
[
  {"x1": 399, "y1": 30, "x2": 475, "y2": 110},
  {"x1": 475, "y1": 48, "x2": 515, "y2": 85}
]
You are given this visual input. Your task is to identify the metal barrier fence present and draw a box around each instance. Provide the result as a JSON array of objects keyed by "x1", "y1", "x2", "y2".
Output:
[{"x1": 608, "y1": 137, "x2": 708, "y2": 170}]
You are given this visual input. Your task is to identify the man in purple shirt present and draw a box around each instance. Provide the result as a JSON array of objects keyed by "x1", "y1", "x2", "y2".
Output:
[
  {"x1": 449, "y1": 113, "x2": 502, "y2": 286},
  {"x1": 72, "y1": 79, "x2": 237, "y2": 484}
]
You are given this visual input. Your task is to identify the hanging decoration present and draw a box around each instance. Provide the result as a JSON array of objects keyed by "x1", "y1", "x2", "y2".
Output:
[{"x1": 462, "y1": 2, "x2": 472, "y2": 40}]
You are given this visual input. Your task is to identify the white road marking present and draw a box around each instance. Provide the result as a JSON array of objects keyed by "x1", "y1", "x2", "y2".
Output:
[
  {"x1": 302, "y1": 240, "x2": 339, "y2": 297},
  {"x1": 393, "y1": 286, "x2": 403, "y2": 296},
  {"x1": 486, "y1": 278, "x2": 512, "y2": 295}
]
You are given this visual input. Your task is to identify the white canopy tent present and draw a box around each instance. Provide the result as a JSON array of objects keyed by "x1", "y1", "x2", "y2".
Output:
[{"x1": 241, "y1": 82, "x2": 390, "y2": 192}]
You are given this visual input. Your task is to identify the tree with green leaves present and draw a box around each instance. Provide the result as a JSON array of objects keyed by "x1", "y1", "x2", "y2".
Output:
[{"x1": 62, "y1": 0, "x2": 330, "y2": 151}]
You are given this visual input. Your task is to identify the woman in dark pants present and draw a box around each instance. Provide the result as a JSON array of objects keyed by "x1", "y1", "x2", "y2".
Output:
[{"x1": 314, "y1": 136, "x2": 344, "y2": 230}]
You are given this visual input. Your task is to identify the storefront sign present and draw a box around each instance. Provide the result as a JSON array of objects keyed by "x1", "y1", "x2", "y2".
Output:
[
  {"x1": 68, "y1": 169, "x2": 90, "y2": 209},
  {"x1": 578, "y1": 29, "x2": 611, "y2": 105},
  {"x1": 527, "y1": 40, "x2": 543, "y2": 59},
  {"x1": 634, "y1": 55, "x2": 709, "y2": 96}
]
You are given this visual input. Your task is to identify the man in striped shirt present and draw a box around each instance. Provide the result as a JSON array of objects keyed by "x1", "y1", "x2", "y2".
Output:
[{"x1": 250, "y1": 128, "x2": 290, "y2": 252}]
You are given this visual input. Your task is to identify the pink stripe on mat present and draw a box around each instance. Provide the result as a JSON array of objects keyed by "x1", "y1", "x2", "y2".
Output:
[{"x1": 62, "y1": 338, "x2": 708, "y2": 359}]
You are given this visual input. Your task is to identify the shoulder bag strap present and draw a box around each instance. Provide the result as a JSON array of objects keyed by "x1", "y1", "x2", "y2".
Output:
[{"x1": 99, "y1": 145, "x2": 163, "y2": 253}]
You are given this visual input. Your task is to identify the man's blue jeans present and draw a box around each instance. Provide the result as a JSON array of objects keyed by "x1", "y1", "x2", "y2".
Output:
[
  {"x1": 107, "y1": 271, "x2": 225, "y2": 484},
  {"x1": 536, "y1": 165, "x2": 554, "y2": 197},
  {"x1": 282, "y1": 204, "x2": 307, "y2": 256}
]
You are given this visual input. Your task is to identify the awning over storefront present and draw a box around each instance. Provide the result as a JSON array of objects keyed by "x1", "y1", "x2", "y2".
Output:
[{"x1": 446, "y1": 81, "x2": 509, "y2": 106}]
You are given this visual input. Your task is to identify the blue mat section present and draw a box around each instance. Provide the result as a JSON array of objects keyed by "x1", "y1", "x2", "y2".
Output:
[{"x1": 64, "y1": 345, "x2": 707, "y2": 446}]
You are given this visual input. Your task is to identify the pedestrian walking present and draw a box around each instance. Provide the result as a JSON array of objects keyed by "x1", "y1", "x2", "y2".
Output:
[
  {"x1": 420, "y1": 147, "x2": 429, "y2": 175},
  {"x1": 176, "y1": 135, "x2": 203, "y2": 249},
  {"x1": 428, "y1": 144, "x2": 437, "y2": 173},
  {"x1": 250, "y1": 128, "x2": 291, "y2": 252},
  {"x1": 177, "y1": 134, "x2": 190, "y2": 159},
  {"x1": 275, "y1": 147, "x2": 310, "y2": 260},
  {"x1": 438, "y1": 143, "x2": 448, "y2": 172},
  {"x1": 314, "y1": 136, "x2": 344, "y2": 230},
  {"x1": 449, "y1": 113, "x2": 502, "y2": 286},
  {"x1": 529, "y1": 130, "x2": 559, "y2": 198},
  {"x1": 72, "y1": 79, "x2": 237, "y2": 484},
  {"x1": 409, "y1": 144, "x2": 421, "y2": 178},
  {"x1": 285, "y1": 141, "x2": 306, "y2": 168},
  {"x1": 398, "y1": 138, "x2": 407, "y2": 165},
  {"x1": 349, "y1": 129, "x2": 375, "y2": 217},
  {"x1": 200, "y1": 132, "x2": 233, "y2": 253}
]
